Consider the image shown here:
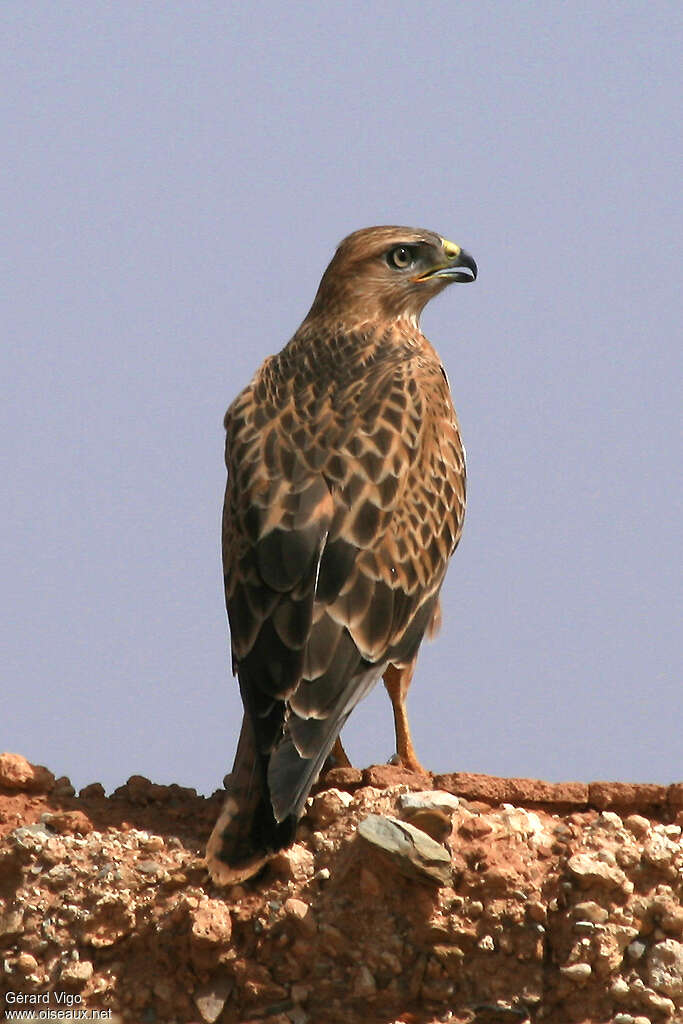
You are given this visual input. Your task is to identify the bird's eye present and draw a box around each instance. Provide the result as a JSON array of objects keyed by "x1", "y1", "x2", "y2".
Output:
[{"x1": 387, "y1": 246, "x2": 415, "y2": 270}]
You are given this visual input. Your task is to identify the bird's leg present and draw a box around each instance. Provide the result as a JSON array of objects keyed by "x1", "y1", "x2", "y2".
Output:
[
  {"x1": 383, "y1": 660, "x2": 425, "y2": 772},
  {"x1": 329, "y1": 736, "x2": 352, "y2": 768}
]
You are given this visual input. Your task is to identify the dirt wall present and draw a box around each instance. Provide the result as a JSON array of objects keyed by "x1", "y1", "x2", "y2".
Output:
[{"x1": 1, "y1": 753, "x2": 681, "y2": 1024}]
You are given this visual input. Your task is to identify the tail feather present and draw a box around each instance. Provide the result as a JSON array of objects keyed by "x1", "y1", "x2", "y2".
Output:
[
  {"x1": 268, "y1": 664, "x2": 383, "y2": 822},
  {"x1": 205, "y1": 716, "x2": 296, "y2": 885},
  {"x1": 206, "y1": 666, "x2": 386, "y2": 885}
]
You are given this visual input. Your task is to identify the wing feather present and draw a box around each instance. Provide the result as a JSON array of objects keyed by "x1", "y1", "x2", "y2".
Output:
[{"x1": 222, "y1": 323, "x2": 465, "y2": 822}]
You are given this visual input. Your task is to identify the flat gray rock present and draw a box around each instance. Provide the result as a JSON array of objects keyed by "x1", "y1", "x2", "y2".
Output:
[{"x1": 358, "y1": 813, "x2": 451, "y2": 885}]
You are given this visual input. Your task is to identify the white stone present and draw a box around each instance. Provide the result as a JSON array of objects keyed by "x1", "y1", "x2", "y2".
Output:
[
  {"x1": 573, "y1": 901, "x2": 608, "y2": 924},
  {"x1": 627, "y1": 940, "x2": 647, "y2": 960},
  {"x1": 624, "y1": 814, "x2": 650, "y2": 837},
  {"x1": 193, "y1": 976, "x2": 233, "y2": 1024},
  {"x1": 647, "y1": 938, "x2": 683, "y2": 997},
  {"x1": 399, "y1": 790, "x2": 460, "y2": 813},
  {"x1": 567, "y1": 853, "x2": 627, "y2": 890},
  {"x1": 324, "y1": 787, "x2": 353, "y2": 807},
  {"x1": 611, "y1": 977, "x2": 629, "y2": 997},
  {"x1": 597, "y1": 810, "x2": 624, "y2": 831},
  {"x1": 496, "y1": 806, "x2": 545, "y2": 839},
  {"x1": 560, "y1": 963, "x2": 592, "y2": 980}
]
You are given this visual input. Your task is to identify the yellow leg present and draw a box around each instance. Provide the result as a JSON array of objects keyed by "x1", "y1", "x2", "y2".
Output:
[{"x1": 383, "y1": 660, "x2": 424, "y2": 772}]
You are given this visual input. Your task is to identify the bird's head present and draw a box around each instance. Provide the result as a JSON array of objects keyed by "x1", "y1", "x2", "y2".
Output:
[{"x1": 306, "y1": 226, "x2": 477, "y2": 326}]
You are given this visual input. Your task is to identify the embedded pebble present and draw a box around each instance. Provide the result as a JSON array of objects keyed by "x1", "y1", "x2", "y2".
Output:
[
  {"x1": 284, "y1": 897, "x2": 317, "y2": 936},
  {"x1": 193, "y1": 976, "x2": 233, "y2": 1023},
  {"x1": 560, "y1": 962, "x2": 592, "y2": 980},
  {"x1": 573, "y1": 901, "x2": 609, "y2": 924},
  {"x1": 399, "y1": 790, "x2": 461, "y2": 813},
  {"x1": 352, "y1": 965, "x2": 376, "y2": 997},
  {"x1": 627, "y1": 940, "x2": 647, "y2": 960},
  {"x1": 567, "y1": 853, "x2": 628, "y2": 890},
  {"x1": 60, "y1": 959, "x2": 94, "y2": 985},
  {"x1": 307, "y1": 788, "x2": 353, "y2": 828},
  {"x1": 648, "y1": 938, "x2": 683, "y2": 997}
]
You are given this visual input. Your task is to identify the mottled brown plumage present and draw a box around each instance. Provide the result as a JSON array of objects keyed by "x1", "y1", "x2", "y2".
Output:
[{"x1": 207, "y1": 226, "x2": 477, "y2": 884}]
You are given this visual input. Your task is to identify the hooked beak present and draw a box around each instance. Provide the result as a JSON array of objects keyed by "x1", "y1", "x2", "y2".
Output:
[{"x1": 417, "y1": 238, "x2": 477, "y2": 284}]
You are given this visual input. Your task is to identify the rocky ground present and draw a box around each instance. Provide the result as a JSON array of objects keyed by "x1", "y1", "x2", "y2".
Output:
[{"x1": 0, "y1": 752, "x2": 681, "y2": 1024}]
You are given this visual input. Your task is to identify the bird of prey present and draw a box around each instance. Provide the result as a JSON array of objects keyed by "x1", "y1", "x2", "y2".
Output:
[{"x1": 206, "y1": 226, "x2": 477, "y2": 885}]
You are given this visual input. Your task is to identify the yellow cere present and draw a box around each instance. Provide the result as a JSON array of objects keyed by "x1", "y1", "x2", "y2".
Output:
[{"x1": 440, "y1": 238, "x2": 462, "y2": 260}]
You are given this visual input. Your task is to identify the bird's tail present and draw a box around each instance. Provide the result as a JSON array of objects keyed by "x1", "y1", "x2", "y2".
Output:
[{"x1": 205, "y1": 715, "x2": 296, "y2": 886}]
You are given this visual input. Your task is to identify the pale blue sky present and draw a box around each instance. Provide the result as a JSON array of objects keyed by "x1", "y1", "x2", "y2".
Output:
[{"x1": 2, "y1": 3, "x2": 681, "y2": 793}]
